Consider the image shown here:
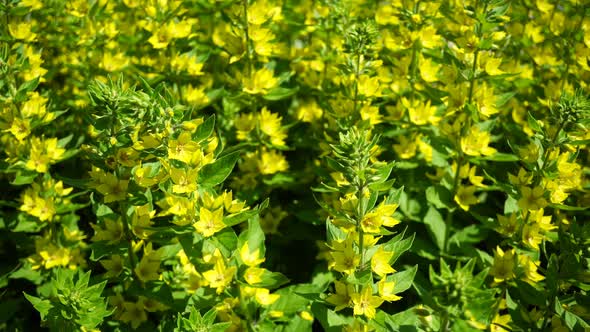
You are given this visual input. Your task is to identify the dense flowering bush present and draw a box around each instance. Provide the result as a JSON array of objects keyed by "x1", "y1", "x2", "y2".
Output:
[{"x1": 1, "y1": 0, "x2": 590, "y2": 331}]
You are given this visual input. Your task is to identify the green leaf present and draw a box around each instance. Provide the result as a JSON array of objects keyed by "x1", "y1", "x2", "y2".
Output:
[
  {"x1": 390, "y1": 265, "x2": 418, "y2": 294},
  {"x1": 15, "y1": 77, "x2": 40, "y2": 102},
  {"x1": 263, "y1": 87, "x2": 298, "y2": 101},
  {"x1": 426, "y1": 185, "x2": 452, "y2": 209},
  {"x1": 250, "y1": 270, "x2": 289, "y2": 289},
  {"x1": 213, "y1": 228, "x2": 238, "y2": 254},
  {"x1": 384, "y1": 231, "x2": 415, "y2": 264},
  {"x1": 387, "y1": 307, "x2": 422, "y2": 329},
  {"x1": 478, "y1": 152, "x2": 519, "y2": 162},
  {"x1": 569, "y1": 139, "x2": 590, "y2": 146},
  {"x1": 223, "y1": 208, "x2": 258, "y2": 227},
  {"x1": 424, "y1": 207, "x2": 446, "y2": 250},
  {"x1": 23, "y1": 293, "x2": 52, "y2": 319},
  {"x1": 495, "y1": 91, "x2": 516, "y2": 107},
  {"x1": 11, "y1": 170, "x2": 37, "y2": 185},
  {"x1": 198, "y1": 151, "x2": 240, "y2": 187},
  {"x1": 310, "y1": 302, "x2": 351, "y2": 332},
  {"x1": 449, "y1": 224, "x2": 489, "y2": 247},
  {"x1": 527, "y1": 112, "x2": 543, "y2": 133},
  {"x1": 549, "y1": 203, "x2": 588, "y2": 211},
  {"x1": 10, "y1": 265, "x2": 43, "y2": 284},
  {"x1": 237, "y1": 216, "x2": 266, "y2": 260},
  {"x1": 193, "y1": 114, "x2": 215, "y2": 142}
]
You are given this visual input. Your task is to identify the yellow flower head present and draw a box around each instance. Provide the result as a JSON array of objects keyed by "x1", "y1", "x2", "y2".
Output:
[
  {"x1": 326, "y1": 280, "x2": 354, "y2": 311},
  {"x1": 194, "y1": 207, "x2": 225, "y2": 237},
  {"x1": 378, "y1": 277, "x2": 402, "y2": 302},
  {"x1": 240, "y1": 242, "x2": 265, "y2": 267},
  {"x1": 243, "y1": 67, "x2": 278, "y2": 95},
  {"x1": 371, "y1": 246, "x2": 396, "y2": 277},
  {"x1": 203, "y1": 259, "x2": 236, "y2": 294},
  {"x1": 489, "y1": 247, "x2": 516, "y2": 283},
  {"x1": 461, "y1": 126, "x2": 496, "y2": 156},
  {"x1": 351, "y1": 285, "x2": 384, "y2": 319}
]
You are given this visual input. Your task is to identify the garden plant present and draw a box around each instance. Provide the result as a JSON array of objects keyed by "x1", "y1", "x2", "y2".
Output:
[{"x1": 1, "y1": 0, "x2": 590, "y2": 331}]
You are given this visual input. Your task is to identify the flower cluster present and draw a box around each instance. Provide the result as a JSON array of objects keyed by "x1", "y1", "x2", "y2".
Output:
[{"x1": 1, "y1": 0, "x2": 589, "y2": 331}]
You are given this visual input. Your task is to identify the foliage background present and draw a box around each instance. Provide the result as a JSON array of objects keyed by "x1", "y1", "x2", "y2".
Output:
[{"x1": 1, "y1": 0, "x2": 590, "y2": 331}]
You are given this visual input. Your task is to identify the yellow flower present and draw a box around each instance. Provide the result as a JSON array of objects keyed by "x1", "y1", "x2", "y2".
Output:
[
  {"x1": 351, "y1": 285, "x2": 384, "y2": 319},
  {"x1": 489, "y1": 247, "x2": 516, "y2": 283},
  {"x1": 461, "y1": 126, "x2": 496, "y2": 156},
  {"x1": 257, "y1": 149, "x2": 289, "y2": 175},
  {"x1": 361, "y1": 202, "x2": 399, "y2": 233},
  {"x1": 183, "y1": 84, "x2": 209, "y2": 107},
  {"x1": 100, "y1": 255, "x2": 124, "y2": 278},
  {"x1": 101, "y1": 52, "x2": 128, "y2": 72},
  {"x1": 468, "y1": 166, "x2": 486, "y2": 187},
  {"x1": 242, "y1": 67, "x2": 278, "y2": 94},
  {"x1": 357, "y1": 75, "x2": 381, "y2": 97},
  {"x1": 254, "y1": 288, "x2": 280, "y2": 306},
  {"x1": 133, "y1": 164, "x2": 163, "y2": 188},
  {"x1": 203, "y1": 259, "x2": 236, "y2": 294},
  {"x1": 326, "y1": 280, "x2": 354, "y2": 311},
  {"x1": 454, "y1": 185, "x2": 479, "y2": 211},
  {"x1": 235, "y1": 113, "x2": 257, "y2": 141},
  {"x1": 330, "y1": 237, "x2": 360, "y2": 275},
  {"x1": 167, "y1": 20, "x2": 193, "y2": 39},
  {"x1": 96, "y1": 173, "x2": 129, "y2": 203},
  {"x1": 375, "y1": 5, "x2": 399, "y2": 25},
  {"x1": 7, "y1": 117, "x2": 31, "y2": 141},
  {"x1": 32, "y1": 239, "x2": 71, "y2": 270},
  {"x1": 244, "y1": 266, "x2": 265, "y2": 285},
  {"x1": 491, "y1": 313, "x2": 512, "y2": 332},
  {"x1": 148, "y1": 25, "x2": 172, "y2": 49},
  {"x1": 530, "y1": 209, "x2": 556, "y2": 232},
  {"x1": 378, "y1": 277, "x2": 402, "y2": 302},
  {"x1": 194, "y1": 207, "x2": 225, "y2": 237},
  {"x1": 474, "y1": 83, "x2": 500, "y2": 117},
  {"x1": 484, "y1": 56, "x2": 504, "y2": 76},
  {"x1": 170, "y1": 167, "x2": 199, "y2": 194},
  {"x1": 518, "y1": 254, "x2": 544, "y2": 285},
  {"x1": 20, "y1": 190, "x2": 56, "y2": 222},
  {"x1": 393, "y1": 136, "x2": 417, "y2": 159},
  {"x1": 131, "y1": 205, "x2": 155, "y2": 239},
  {"x1": 248, "y1": 0, "x2": 281, "y2": 25},
  {"x1": 419, "y1": 56, "x2": 440, "y2": 82},
  {"x1": 258, "y1": 107, "x2": 287, "y2": 146},
  {"x1": 496, "y1": 214, "x2": 518, "y2": 236},
  {"x1": 371, "y1": 246, "x2": 396, "y2": 277},
  {"x1": 8, "y1": 22, "x2": 37, "y2": 41},
  {"x1": 402, "y1": 98, "x2": 440, "y2": 125},
  {"x1": 120, "y1": 300, "x2": 148, "y2": 329},
  {"x1": 19, "y1": 0, "x2": 43, "y2": 10},
  {"x1": 297, "y1": 100, "x2": 323, "y2": 122},
  {"x1": 91, "y1": 218, "x2": 123, "y2": 243},
  {"x1": 172, "y1": 53, "x2": 205, "y2": 76},
  {"x1": 508, "y1": 168, "x2": 532, "y2": 187},
  {"x1": 240, "y1": 242, "x2": 265, "y2": 267},
  {"x1": 300, "y1": 310, "x2": 314, "y2": 321},
  {"x1": 168, "y1": 131, "x2": 200, "y2": 164},
  {"x1": 522, "y1": 222, "x2": 543, "y2": 249},
  {"x1": 21, "y1": 92, "x2": 48, "y2": 118},
  {"x1": 518, "y1": 186, "x2": 547, "y2": 211},
  {"x1": 134, "y1": 252, "x2": 160, "y2": 283}
]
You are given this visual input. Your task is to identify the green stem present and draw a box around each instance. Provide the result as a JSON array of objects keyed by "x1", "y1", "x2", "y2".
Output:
[
  {"x1": 409, "y1": 41, "x2": 419, "y2": 101},
  {"x1": 119, "y1": 202, "x2": 137, "y2": 272},
  {"x1": 352, "y1": 52, "x2": 362, "y2": 116},
  {"x1": 440, "y1": 313, "x2": 449, "y2": 332},
  {"x1": 467, "y1": 49, "x2": 479, "y2": 106},
  {"x1": 357, "y1": 183, "x2": 366, "y2": 268},
  {"x1": 242, "y1": 0, "x2": 252, "y2": 76}
]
